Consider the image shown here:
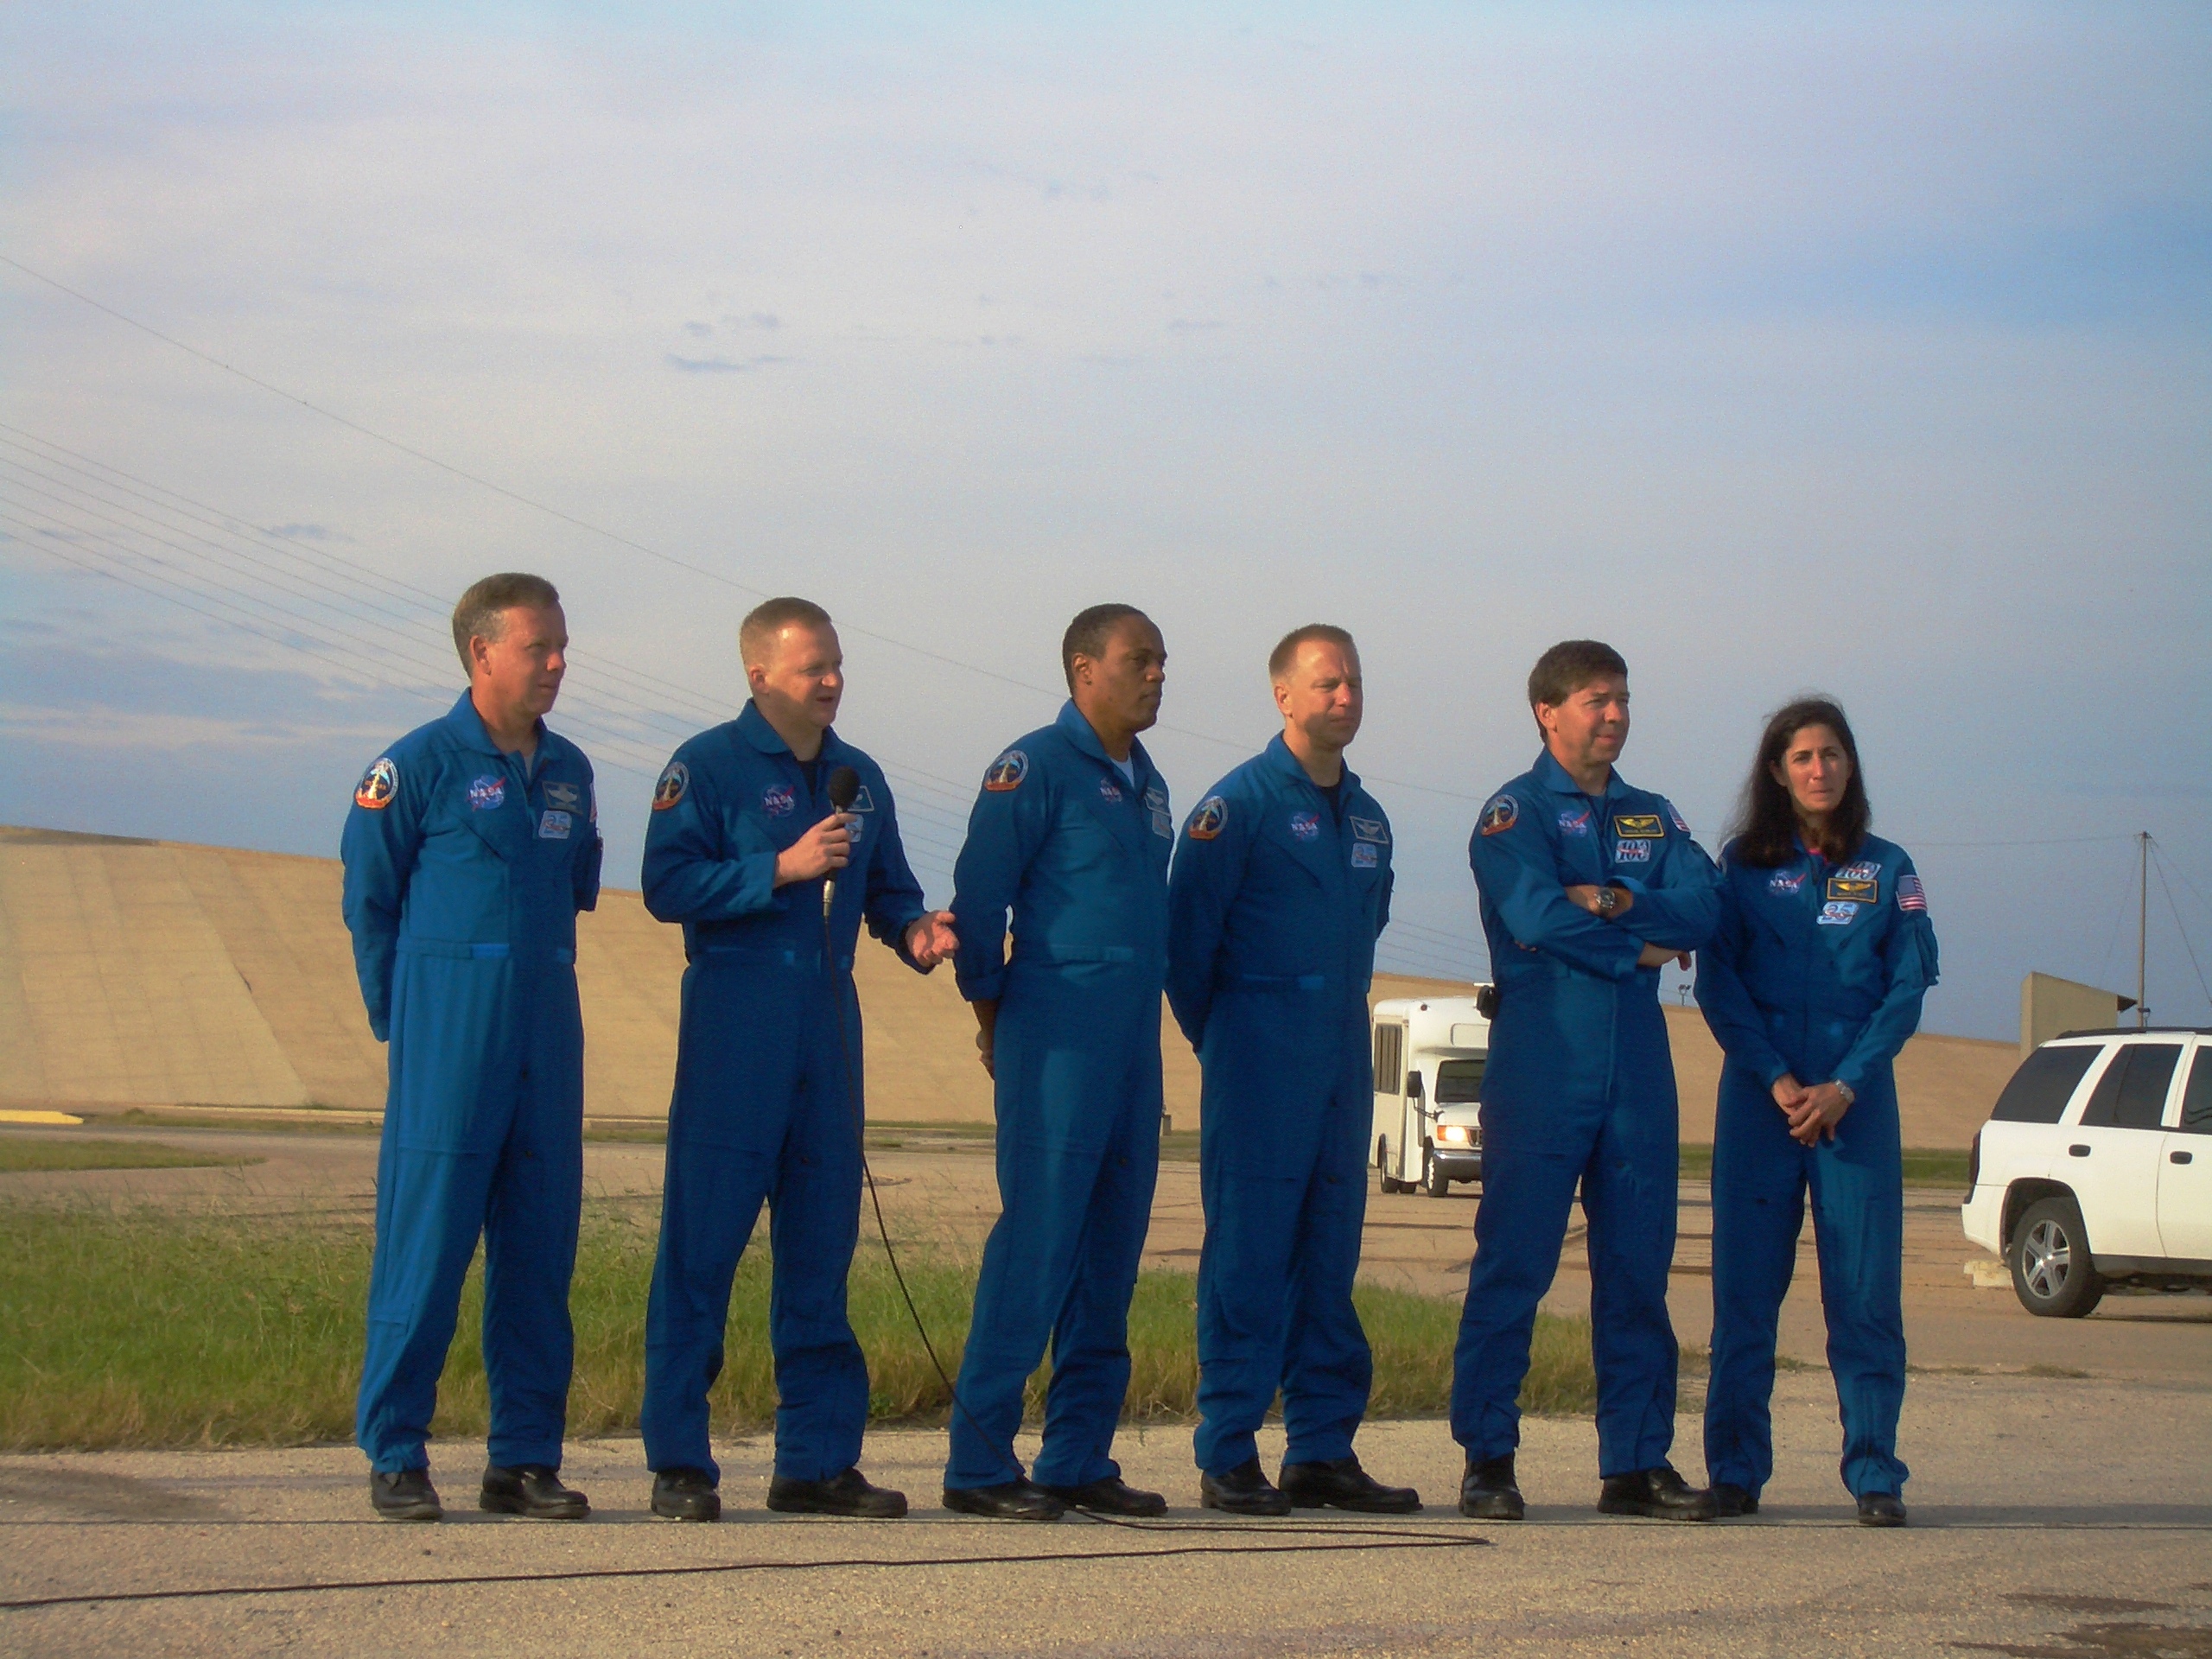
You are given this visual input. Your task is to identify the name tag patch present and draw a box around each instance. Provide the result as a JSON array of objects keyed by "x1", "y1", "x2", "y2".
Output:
[
  {"x1": 849, "y1": 785, "x2": 876, "y2": 813},
  {"x1": 1827, "y1": 877, "x2": 1879, "y2": 905},
  {"x1": 1350, "y1": 815, "x2": 1389, "y2": 844},
  {"x1": 1613, "y1": 814, "x2": 1664, "y2": 838},
  {"x1": 1351, "y1": 842, "x2": 1379, "y2": 868},
  {"x1": 538, "y1": 810, "x2": 572, "y2": 840},
  {"x1": 544, "y1": 781, "x2": 582, "y2": 811},
  {"x1": 467, "y1": 774, "x2": 506, "y2": 811},
  {"x1": 1614, "y1": 840, "x2": 1652, "y2": 864},
  {"x1": 1818, "y1": 901, "x2": 1860, "y2": 926}
]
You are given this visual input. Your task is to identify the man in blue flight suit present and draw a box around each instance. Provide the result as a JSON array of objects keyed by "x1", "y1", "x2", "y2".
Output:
[
  {"x1": 640, "y1": 598, "x2": 956, "y2": 1522},
  {"x1": 941, "y1": 603, "x2": 1174, "y2": 1522},
  {"x1": 1167, "y1": 625, "x2": 1421, "y2": 1516},
  {"x1": 341, "y1": 572, "x2": 603, "y2": 1522},
  {"x1": 1455, "y1": 639, "x2": 1722, "y2": 1522}
]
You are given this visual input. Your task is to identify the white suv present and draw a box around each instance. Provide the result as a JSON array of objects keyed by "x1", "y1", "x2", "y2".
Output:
[{"x1": 1962, "y1": 1027, "x2": 2212, "y2": 1317}]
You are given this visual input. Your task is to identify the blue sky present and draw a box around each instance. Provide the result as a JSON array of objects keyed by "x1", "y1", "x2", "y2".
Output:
[{"x1": 3, "y1": 3, "x2": 2209, "y2": 1039}]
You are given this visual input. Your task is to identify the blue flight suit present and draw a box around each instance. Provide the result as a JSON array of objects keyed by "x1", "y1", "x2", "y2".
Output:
[
  {"x1": 944, "y1": 700, "x2": 1173, "y2": 1491},
  {"x1": 340, "y1": 691, "x2": 603, "y2": 1475},
  {"x1": 638, "y1": 702, "x2": 928, "y2": 1484},
  {"x1": 1454, "y1": 751, "x2": 1720, "y2": 1477},
  {"x1": 1698, "y1": 836, "x2": 1938, "y2": 1502},
  {"x1": 1166, "y1": 737, "x2": 1394, "y2": 1477}
]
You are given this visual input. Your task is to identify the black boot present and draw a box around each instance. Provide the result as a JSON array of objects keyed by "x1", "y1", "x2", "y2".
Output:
[
  {"x1": 1711, "y1": 1482, "x2": 1759, "y2": 1517},
  {"x1": 1038, "y1": 1477, "x2": 1167, "y2": 1516},
  {"x1": 652, "y1": 1467, "x2": 721, "y2": 1522},
  {"x1": 1279, "y1": 1456, "x2": 1421, "y2": 1514},
  {"x1": 369, "y1": 1468, "x2": 442, "y2": 1522},
  {"x1": 1596, "y1": 1465, "x2": 1715, "y2": 1522},
  {"x1": 1459, "y1": 1454, "x2": 1523, "y2": 1521},
  {"x1": 1199, "y1": 1459, "x2": 1293, "y2": 1517},
  {"x1": 941, "y1": 1479, "x2": 1065, "y2": 1521},
  {"x1": 767, "y1": 1467, "x2": 908, "y2": 1518},
  {"x1": 1856, "y1": 1491, "x2": 1907, "y2": 1528},
  {"x1": 480, "y1": 1464, "x2": 589, "y2": 1521}
]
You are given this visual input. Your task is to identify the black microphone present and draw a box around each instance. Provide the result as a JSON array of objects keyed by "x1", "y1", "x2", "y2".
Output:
[{"x1": 822, "y1": 765, "x2": 861, "y2": 918}]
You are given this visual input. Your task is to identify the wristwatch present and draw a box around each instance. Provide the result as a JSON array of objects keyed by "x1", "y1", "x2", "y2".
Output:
[
  {"x1": 1834, "y1": 1081, "x2": 1855, "y2": 1108},
  {"x1": 1595, "y1": 886, "x2": 1619, "y2": 918}
]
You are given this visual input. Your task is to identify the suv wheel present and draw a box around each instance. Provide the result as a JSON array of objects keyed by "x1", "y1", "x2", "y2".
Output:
[{"x1": 2009, "y1": 1195, "x2": 2105, "y2": 1319}]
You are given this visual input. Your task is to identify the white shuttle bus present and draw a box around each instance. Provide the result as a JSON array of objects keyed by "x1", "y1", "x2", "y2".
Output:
[{"x1": 1370, "y1": 994, "x2": 1491, "y2": 1198}]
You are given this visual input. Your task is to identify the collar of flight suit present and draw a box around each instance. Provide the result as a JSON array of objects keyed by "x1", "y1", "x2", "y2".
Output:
[
  {"x1": 1259, "y1": 732, "x2": 1363, "y2": 804},
  {"x1": 1055, "y1": 698, "x2": 1156, "y2": 786},
  {"x1": 1531, "y1": 747, "x2": 1634, "y2": 803},
  {"x1": 734, "y1": 698, "x2": 854, "y2": 772}
]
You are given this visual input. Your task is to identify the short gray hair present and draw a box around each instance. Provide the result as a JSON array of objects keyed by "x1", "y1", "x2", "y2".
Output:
[{"x1": 451, "y1": 573, "x2": 561, "y2": 671}]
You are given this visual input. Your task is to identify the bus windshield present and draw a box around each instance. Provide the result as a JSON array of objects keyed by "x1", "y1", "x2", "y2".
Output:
[{"x1": 1434, "y1": 1058, "x2": 1485, "y2": 1104}]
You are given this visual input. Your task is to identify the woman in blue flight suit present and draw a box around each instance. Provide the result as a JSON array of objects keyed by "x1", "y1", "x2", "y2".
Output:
[{"x1": 1697, "y1": 697, "x2": 1938, "y2": 1528}]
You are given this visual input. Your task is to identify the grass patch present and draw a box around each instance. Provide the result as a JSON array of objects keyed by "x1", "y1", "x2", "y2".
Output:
[
  {"x1": 0, "y1": 1139, "x2": 264, "y2": 1174},
  {"x1": 1678, "y1": 1144, "x2": 1969, "y2": 1189},
  {"x1": 0, "y1": 1202, "x2": 1601, "y2": 1451}
]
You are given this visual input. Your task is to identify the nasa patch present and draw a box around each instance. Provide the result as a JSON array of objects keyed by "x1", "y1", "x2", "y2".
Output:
[
  {"x1": 1769, "y1": 869, "x2": 1807, "y2": 895},
  {"x1": 467, "y1": 774, "x2": 506, "y2": 812},
  {"x1": 1186, "y1": 797, "x2": 1229, "y2": 841},
  {"x1": 1818, "y1": 901, "x2": 1860, "y2": 926},
  {"x1": 1288, "y1": 810, "x2": 1321, "y2": 842},
  {"x1": 1098, "y1": 776, "x2": 1124, "y2": 803},
  {"x1": 1557, "y1": 808, "x2": 1592, "y2": 837},
  {"x1": 1615, "y1": 840, "x2": 1652, "y2": 864},
  {"x1": 1478, "y1": 794, "x2": 1519, "y2": 836},
  {"x1": 982, "y1": 749, "x2": 1028, "y2": 792},
  {"x1": 354, "y1": 756, "x2": 397, "y2": 810},
  {"x1": 652, "y1": 760, "x2": 689, "y2": 812},
  {"x1": 1349, "y1": 815, "x2": 1389, "y2": 844},
  {"x1": 538, "y1": 810, "x2": 572, "y2": 840},
  {"x1": 1613, "y1": 814, "x2": 1663, "y2": 839},
  {"x1": 544, "y1": 781, "x2": 582, "y2": 811},
  {"x1": 761, "y1": 783, "x2": 797, "y2": 818},
  {"x1": 1351, "y1": 842, "x2": 1379, "y2": 868}
]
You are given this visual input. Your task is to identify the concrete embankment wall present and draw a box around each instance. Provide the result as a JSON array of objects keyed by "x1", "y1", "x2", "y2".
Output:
[{"x1": 0, "y1": 825, "x2": 2015, "y2": 1145}]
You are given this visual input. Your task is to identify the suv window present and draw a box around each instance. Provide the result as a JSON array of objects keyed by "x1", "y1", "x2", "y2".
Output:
[
  {"x1": 2181, "y1": 1049, "x2": 2212, "y2": 1135},
  {"x1": 1990, "y1": 1044, "x2": 2100, "y2": 1123},
  {"x1": 1434, "y1": 1058, "x2": 1485, "y2": 1103},
  {"x1": 2079, "y1": 1044, "x2": 2183, "y2": 1130}
]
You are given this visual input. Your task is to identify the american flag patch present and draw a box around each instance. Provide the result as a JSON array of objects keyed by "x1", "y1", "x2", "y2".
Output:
[{"x1": 1897, "y1": 874, "x2": 1928, "y2": 912}]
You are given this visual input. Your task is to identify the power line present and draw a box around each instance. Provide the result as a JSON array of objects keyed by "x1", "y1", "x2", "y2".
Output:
[
  {"x1": 2149, "y1": 842, "x2": 2212, "y2": 1017},
  {"x1": 0, "y1": 257, "x2": 1487, "y2": 802}
]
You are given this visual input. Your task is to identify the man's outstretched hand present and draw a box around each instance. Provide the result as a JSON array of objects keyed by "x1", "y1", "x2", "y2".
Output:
[{"x1": 905, "y1": 911, "x2": 958, "y2": 969}]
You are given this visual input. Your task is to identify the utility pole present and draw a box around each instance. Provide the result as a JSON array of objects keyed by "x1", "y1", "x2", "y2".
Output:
[{"x1": 2138, "y1": 830, "x2": 2150, "y2": 1030}]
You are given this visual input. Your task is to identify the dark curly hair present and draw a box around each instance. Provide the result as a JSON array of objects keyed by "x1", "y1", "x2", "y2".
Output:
[{"x1": 1726, "y1": 696, "x2": 1870, "y2": 868}]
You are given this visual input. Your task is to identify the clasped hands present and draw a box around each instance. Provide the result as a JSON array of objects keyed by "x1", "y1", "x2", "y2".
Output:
[
  {"x1": 1561, "y1": 883, "x2": 1690, "y2": 972},
  {"x1": 772, "y1": 813, "x2": 957, "y2": 969},
  {"x1": 1771, "y1": 1072, "x2": 1853, "y2": 1145}
]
